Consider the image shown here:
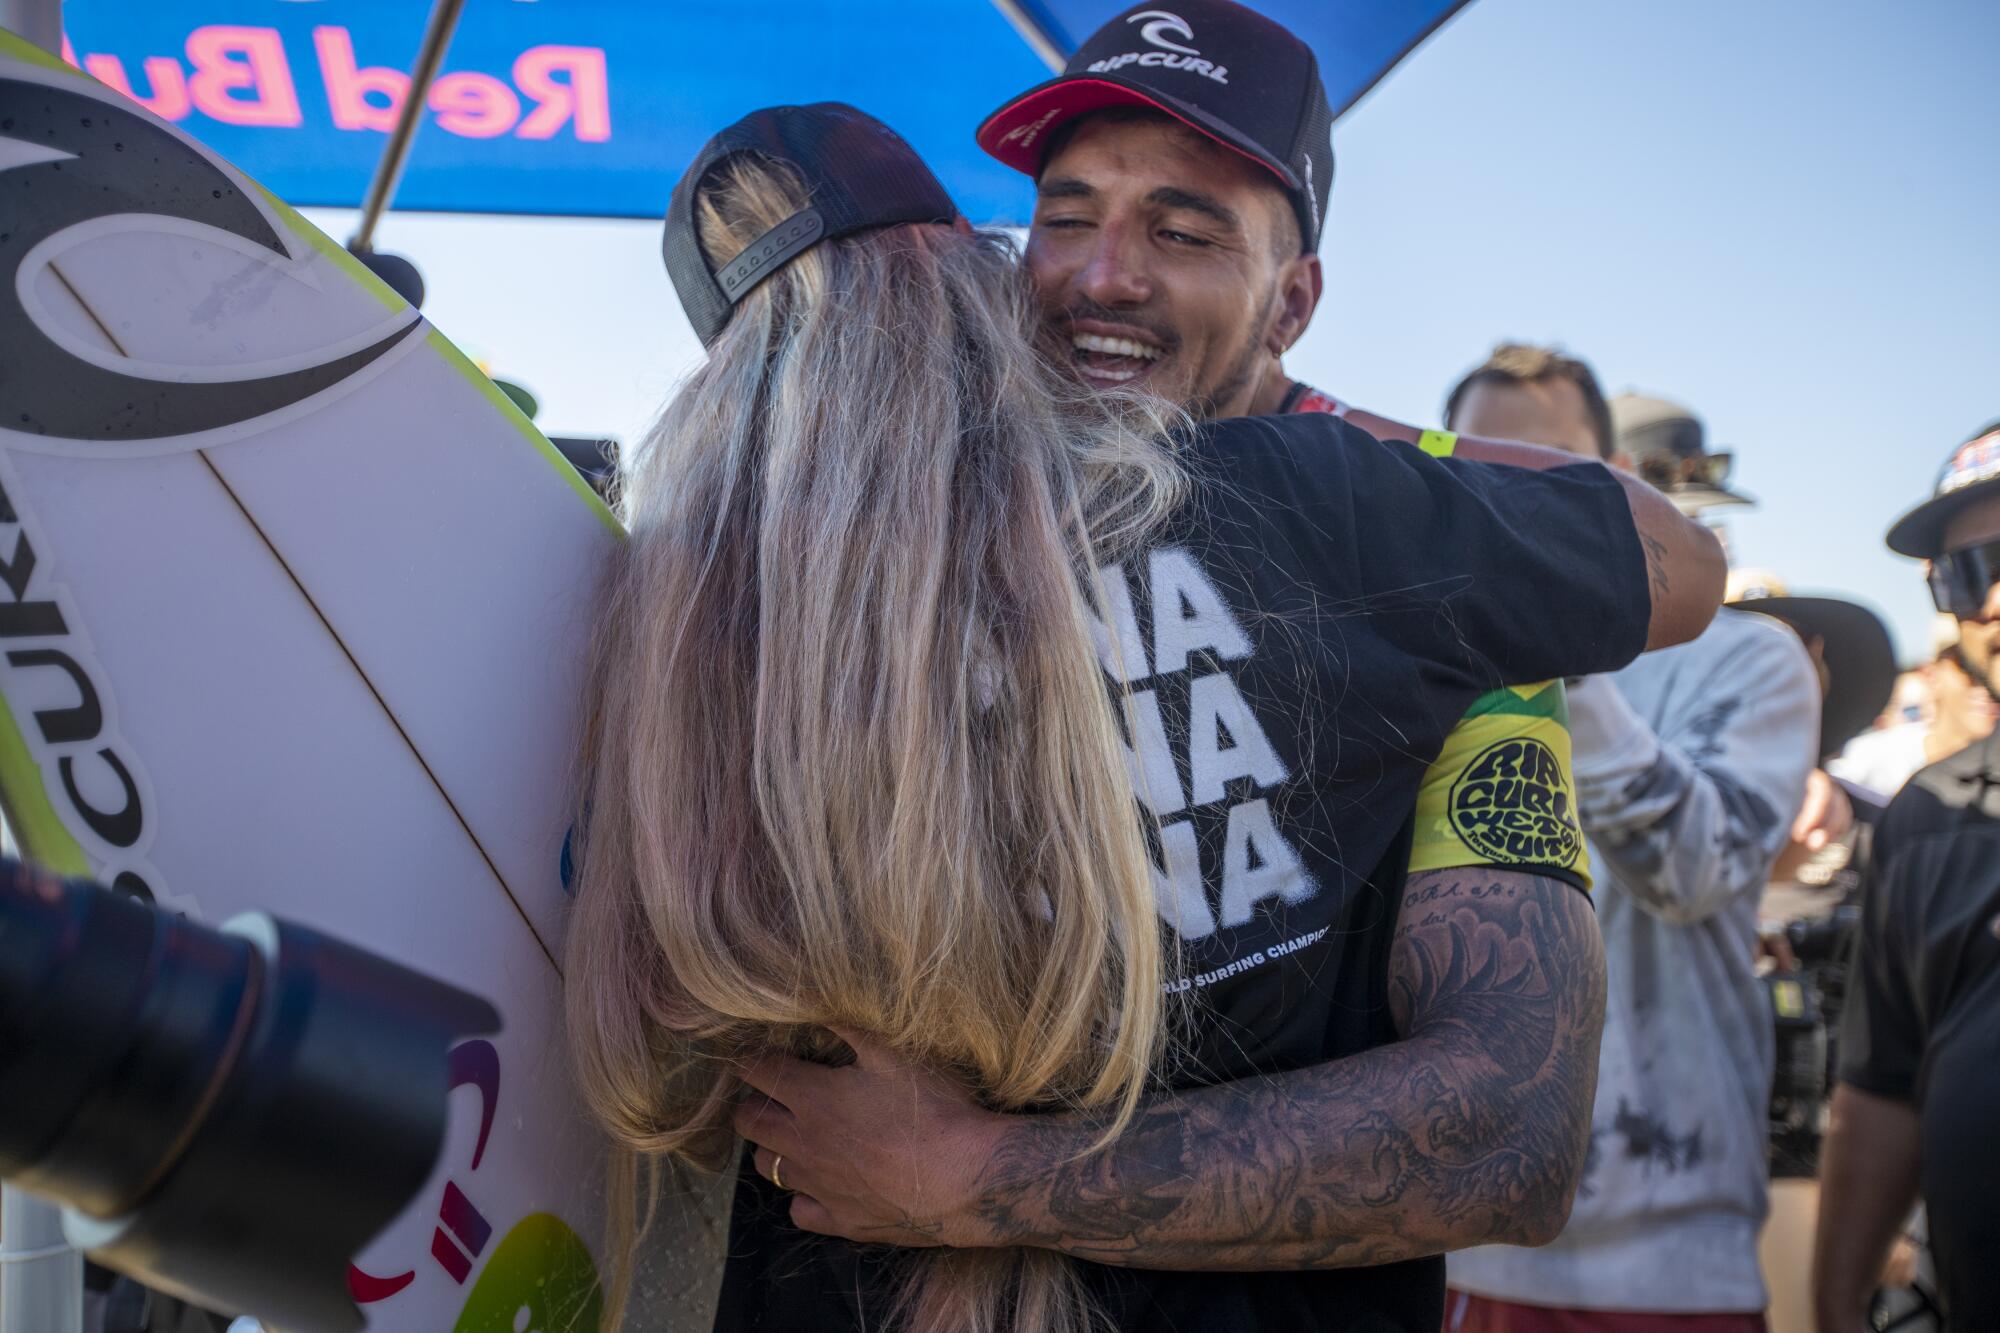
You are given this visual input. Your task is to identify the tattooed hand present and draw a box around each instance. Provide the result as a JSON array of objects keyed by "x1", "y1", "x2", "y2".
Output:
[{"x1": 963, "y1": 870, "x2": 1607, "y2": 1270}]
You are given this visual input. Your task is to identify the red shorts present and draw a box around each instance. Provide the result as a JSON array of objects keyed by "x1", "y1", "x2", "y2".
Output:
[{"x1": 1445, "y1": 1291, "x2": 1767, "y2": 1333}]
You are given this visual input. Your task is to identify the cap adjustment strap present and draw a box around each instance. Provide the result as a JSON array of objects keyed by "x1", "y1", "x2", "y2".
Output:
[{"x1": 717, "y1": 207, "x2": 827, "y2": 304}]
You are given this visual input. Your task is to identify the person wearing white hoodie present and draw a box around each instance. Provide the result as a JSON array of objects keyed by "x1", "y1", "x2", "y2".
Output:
[{"x1": 1437, "y1": 354, "x2": 1820, "y2": 1332}]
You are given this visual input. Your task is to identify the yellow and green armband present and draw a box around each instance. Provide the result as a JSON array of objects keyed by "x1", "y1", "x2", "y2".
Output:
[{"x1": 1409, "y1": 680, "x2": 1592, "y2": 890}]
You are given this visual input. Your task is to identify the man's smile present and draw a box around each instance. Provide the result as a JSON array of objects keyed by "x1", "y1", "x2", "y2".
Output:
[{"x1": 1067, "y1": 319, "x2": 1169, "y2": 386}]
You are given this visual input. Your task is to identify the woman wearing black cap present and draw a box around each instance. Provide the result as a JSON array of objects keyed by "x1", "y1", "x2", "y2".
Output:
[{"x1": 563, "y1": 104, "x2": 1723, "y2": 1333}]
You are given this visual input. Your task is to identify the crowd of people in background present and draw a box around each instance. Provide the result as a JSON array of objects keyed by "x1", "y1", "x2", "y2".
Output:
[{"x1": 1419, "y1": 349, "x2": 2000, "y2": 1333}]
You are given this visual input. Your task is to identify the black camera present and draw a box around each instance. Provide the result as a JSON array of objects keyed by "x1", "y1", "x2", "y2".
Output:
[
  {"x1": 0, "y1": 858, "x2": 497, "y2": 1331},
  {"x1": 1766, "y1": 902, "x2": 1860, "y2": 1178}
]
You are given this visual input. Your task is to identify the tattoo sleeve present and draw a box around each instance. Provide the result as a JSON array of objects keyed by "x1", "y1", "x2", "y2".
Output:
[{"x1": 965, "y1": 870, "x2": 1607, "y2": 1270}]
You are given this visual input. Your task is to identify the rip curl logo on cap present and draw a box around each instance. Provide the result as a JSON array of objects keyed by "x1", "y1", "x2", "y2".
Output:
[
  {"x1": 1448, "y1": 738, "x2": 1583, "y2": 869},
  {"x1": 1130, "y1": 9, "x2": 1200, "y2": 55},
  {"x1": 1002, "y1": 108, "x2": 1064, "y2": 149},
  {"x1": 1085, "y1": 8, "x2": 1229, "y2": 83}
]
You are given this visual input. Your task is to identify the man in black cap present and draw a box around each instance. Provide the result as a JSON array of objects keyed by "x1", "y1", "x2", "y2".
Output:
[
  {"x1": 980, "y1": 0, "x2": 1554, "y2": 455},
  {"x1": 1813, "y1": 421, "x2": 2000, "y2": 1329},
  {"x1": 979, "y1": 0, "x2": 1330, "y2": 420}
]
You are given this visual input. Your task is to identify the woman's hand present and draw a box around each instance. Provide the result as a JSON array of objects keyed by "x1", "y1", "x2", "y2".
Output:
[{"x1": 733, "y1": 1029, "x2": 1009, "y2": 1249}]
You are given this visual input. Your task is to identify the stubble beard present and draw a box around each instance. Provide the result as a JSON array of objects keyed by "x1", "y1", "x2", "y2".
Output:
[{"x1": 1182, "y1": 287, "x2": 1278, "y2": 423}]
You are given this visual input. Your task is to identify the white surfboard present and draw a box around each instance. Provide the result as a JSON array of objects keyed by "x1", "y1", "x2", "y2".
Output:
[{"x1": 0, "y1": 32, "x2": 725, "y2": 1332}]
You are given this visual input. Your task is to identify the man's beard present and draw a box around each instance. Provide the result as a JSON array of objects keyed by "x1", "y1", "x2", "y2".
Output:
[
  {"x1": 1972, "y1": 642, "x2": 2000, "y2": 706},
  {"x1": 1183, "y1": 288, "x2": 1275, "y2": 422}
]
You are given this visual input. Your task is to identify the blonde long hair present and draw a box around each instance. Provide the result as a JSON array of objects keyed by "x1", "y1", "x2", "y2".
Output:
[{"x1": 564, "y1": 152, "x2": 1184, "y2": 1333}]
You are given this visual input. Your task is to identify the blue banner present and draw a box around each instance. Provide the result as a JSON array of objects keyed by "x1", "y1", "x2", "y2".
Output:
[{"x1": 58, "y1": 1, "x2": 1469, "y2": 224}]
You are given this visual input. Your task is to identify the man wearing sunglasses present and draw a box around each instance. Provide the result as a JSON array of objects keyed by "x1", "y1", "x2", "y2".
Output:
[
  {"x1": 1813, "y1": 421, "x2": 2000, "y2": 1329},
  {"x1": 1606, "y1": 393, "x2": 1758, "y2": 514}
]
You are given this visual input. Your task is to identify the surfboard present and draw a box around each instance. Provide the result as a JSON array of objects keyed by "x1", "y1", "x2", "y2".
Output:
[{"x1": 0, "y1": 31, "x2": 725, "y2": 1332}]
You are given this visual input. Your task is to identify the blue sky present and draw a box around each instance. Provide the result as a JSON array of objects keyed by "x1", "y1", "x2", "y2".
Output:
[{"x1": 303, "y1": 0, "x2": 2000, "y2": 666}]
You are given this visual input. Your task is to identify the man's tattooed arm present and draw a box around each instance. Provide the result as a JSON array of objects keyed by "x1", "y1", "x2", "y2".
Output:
[{"x1": 963, "y1": 870, "x2": 1607, "y2": 1270}]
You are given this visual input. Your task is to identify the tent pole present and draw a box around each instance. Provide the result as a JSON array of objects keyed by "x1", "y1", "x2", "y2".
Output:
[
  {"x1": 0, "y1": 0, "x2": 60, "y2": 52},
  {"x1": 349, "y1": 0, "x2": 466, "y2": 252},
  {"x1": 988, "y1": 0, "x2": 1066, "y2": 72},
  {"x1": 0, "y1": 1190, "x2": 83, "y2": 1333}
]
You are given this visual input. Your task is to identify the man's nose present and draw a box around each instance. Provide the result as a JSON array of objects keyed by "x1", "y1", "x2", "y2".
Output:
[{"x1": 1075, "y1": 223, "x2": 1152, "y2": 308}]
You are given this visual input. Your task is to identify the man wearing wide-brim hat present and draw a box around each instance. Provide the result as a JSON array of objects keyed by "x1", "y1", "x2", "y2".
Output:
[
  {"x1": 1725, "y1": 570, "x2": 1899, "y2": 884},
  {"x1": 1814, "y1": 421, "x2": 2000, "y2": 1328},
  {"x1": 1725, "y1": 571, "x2": 1897, "y2": 766}
]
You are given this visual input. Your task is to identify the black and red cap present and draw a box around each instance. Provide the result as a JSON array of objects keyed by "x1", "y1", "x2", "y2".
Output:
[
  {"x1": 977, "y1": 1, "x2": 1334, "y2": 251},
  {"x1": 665, "y1": 102, "x2": 959, "y2": 346}
]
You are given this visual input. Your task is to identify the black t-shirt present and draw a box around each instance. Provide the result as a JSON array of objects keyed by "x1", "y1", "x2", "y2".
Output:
[
  {"x1": 711, "y1": 413, "x2": 1652, "y2": 1333},
  {"x1": 1838, "y1": 731, "x2": 2000, "y2": 1327}
]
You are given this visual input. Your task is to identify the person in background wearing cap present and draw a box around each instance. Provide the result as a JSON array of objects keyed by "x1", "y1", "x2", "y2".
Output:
[
  {"x1": 1813, "y1": 421, "x2": 2000, "y2": 1329},
  {"x1": 1437, "y1": 351, "x2": 1819, "y2": 1333},
  {"x1": 633, "y1": 104, "x2": 1728, "y2": 1333}
]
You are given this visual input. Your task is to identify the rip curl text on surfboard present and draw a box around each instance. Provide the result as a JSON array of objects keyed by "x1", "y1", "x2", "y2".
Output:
[{"x1": 0, "y1": 467, "x2": 164, "y2": 904}]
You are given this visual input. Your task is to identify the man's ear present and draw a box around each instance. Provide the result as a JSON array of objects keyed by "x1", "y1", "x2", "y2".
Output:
[{"x1": 1267, "y1": 252, "x2": 1322, "y2": 355}]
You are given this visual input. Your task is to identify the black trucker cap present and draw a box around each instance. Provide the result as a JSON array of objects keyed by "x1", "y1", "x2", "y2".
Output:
[
  {"x1": 977, "y1": 0, "x2": 1334, "y2": 251},
  {"x1": 664, "y1": 102, "x2": 959, "y2": 346}
]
